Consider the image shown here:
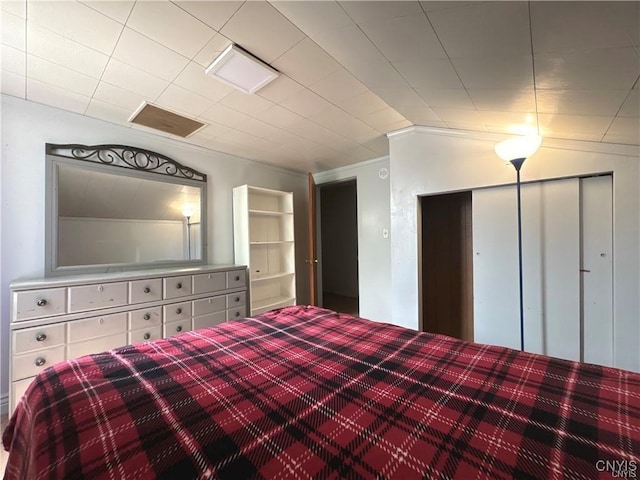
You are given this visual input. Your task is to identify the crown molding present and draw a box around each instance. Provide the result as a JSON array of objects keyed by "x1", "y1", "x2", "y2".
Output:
[{"x1": 387, "y1": 125, "x2": 639, "y2": 158}]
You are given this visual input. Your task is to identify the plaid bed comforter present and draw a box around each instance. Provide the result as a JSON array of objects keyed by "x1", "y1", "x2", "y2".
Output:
[{"x1": 3, "y1": 306, "x2": 639, "y2": 479}]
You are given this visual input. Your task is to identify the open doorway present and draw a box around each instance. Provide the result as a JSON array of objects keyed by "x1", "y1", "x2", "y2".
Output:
[{"x1": 318, "y1": 180, "x2": 359, "y2": 316}]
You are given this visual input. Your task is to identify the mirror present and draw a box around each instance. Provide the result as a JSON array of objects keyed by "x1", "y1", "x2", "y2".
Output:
[{"x1": 45, "y1": 144, "x2": 207, "y2": 276}]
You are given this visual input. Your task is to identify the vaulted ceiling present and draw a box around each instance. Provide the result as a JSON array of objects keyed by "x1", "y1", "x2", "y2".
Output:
[{"x1": 2, "y1": 1, "x2": 639, "y2": 173}]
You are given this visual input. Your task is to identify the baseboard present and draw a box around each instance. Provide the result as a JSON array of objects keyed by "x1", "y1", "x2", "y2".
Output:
[{"x1": 0, "y1": 393, "x2": 7, "y2": 416}]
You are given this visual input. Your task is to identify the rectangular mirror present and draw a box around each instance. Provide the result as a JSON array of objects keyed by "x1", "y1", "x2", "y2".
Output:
[{"x1": 45, "y1": 144, "x2": 207, "y2": 276}]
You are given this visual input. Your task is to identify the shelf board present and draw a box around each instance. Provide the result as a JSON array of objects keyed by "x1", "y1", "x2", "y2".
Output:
[
  {"x1": 250, "y1": 241, "x2": 294, "y2": 245},
  {"x1": 252, "y1": 296, "x2": 295, "y2": 313},
  {"x1": 249, "y1": 209, "x2": 293, "y2": 216},
  {"x1": 251, "y1": 272, "x2": 295, "y2": 282}
]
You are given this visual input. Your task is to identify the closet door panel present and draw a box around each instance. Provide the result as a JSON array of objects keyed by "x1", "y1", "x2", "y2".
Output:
[{"x1": 581, "y1": 175, "x2": 613, "y2": 366}]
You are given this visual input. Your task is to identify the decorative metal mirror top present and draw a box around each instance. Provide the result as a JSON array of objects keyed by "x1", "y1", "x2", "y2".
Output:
[{"x1": 45, "y1": 143, "x2": 207, "y2": 276}]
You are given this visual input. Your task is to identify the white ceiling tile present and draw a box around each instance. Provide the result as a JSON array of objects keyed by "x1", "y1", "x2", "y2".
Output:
[
  {"x1": 362, "y1": 107, "x2": 408, "y2": 133},
  {"x1": 359, "y1": 14, "x2": 446, "y2": 62},
  {"x1": 26, "y1": 77, "x2": 90, "y2": 113},
  {"x1": 395, "y1": 58, "x2": 463, "y2": 90},
  {"x1": 255, "y1": 104, "x2": 305, "y2": 131},
  {"x1": 256, "y1": 75, "x2": 305, "y2": 103},
  {"x1": 155, "y1": 84, "x2": 214, "y2": 118},
  {"x1": 2, "y1": 11, "x2": 25, "y2": 50},
  {"x1": 27, "y1": 54, "x2": 98, "y2": 97},
  {"x1": 333, "y1": 90, "x2": 390, "y2": 118},
  {"x1": 193, "y1": 33, "x2": 232, "y2": 67},
  {"x1": 112, "y1": 28, "x2": 190, "y2": 82},
  {"x1": 199, "y1": 103, "x2": 253, "y2": 129},
  {"x1": 2, "y1": 45, "x2": 25, "y2": 75},
  {"x1": 338, "y1": 1, "x2": 423, "y2": 24},
  {"x1": 446, "y1": 121, "x2": 489, "y2": 132},
  {"x1": 347, "y1": 57, "x2": 408, "y2": 89},
  {"x1": 618, "y1": 89, "x2": 639, "y2": 118},
  {"x1": 531, "y1": 2, "x2": 639, "y2": 53},
  {"x1": 601, "y1": 133, "x2": 640, "y2": 146},
  {"x1": 309, "y1": 105, "x2": 382, "y2": 143},
  {"x1": 431, "y1": 107, "x2": 482, "y2": 123},
  {"x1": 219, "y1": 90, "x2": 275, "y2": 116},
  {"x1": 240, "y1": 118, "x2": 301, "y2": 144},
  {"x1": 101, "y1": 58, "x2": 169, "y2": 99},
  {"x1": 285, "y1": 118, "x2": 355, "y2": 148},
  {"x1": 362, "y1": 135, "x2": 390, "y2": 155},
  {"x1": 271, "y1": 1, "x2": 354, "y2": 36},
  {"x1": 416, "y1": 88, "x2": 474, "y2": 110},
  {"x1": 309, "y1": 68, "x2": 368, "y2": 103},
  {"x1": 371, "y1": 87, "x2": 427, "y2": 108},
  {"x1": 427, "y1": 2, "x2": 531, "y2": 58},
  {"x1": 420, "y1": 2, "x2": 478, "y2": 12},
  {"x1": 173, "y1": 1, "x2": 242, "y2": 31},
  {"x1": 535, "y1": 48, "x2": 640, "y2": 90},
  {"x1": 126, "y1": 1, "x2": 215, "y2": 58},
  {"x1": 27, "y1": 23, "x2": 109, "y2": 78},
  {"x1": 467, "y1": 89, "x2": 536, "y2": 112},
  {"x1": 280, "y1": 88, "x2": 330, "y2": 117},
  {"x1": 272, "y1": 38, "x2": 341, "y2": 86},
  {"x1": 93, "y1": 82, "x2": 153, "y2": 111},
  {"x1": 27, "y1": 0, "x2": 122, "y2": 55},
  {"x1": 173, "y1": 61, "x2": 234, "y2": 102},
  {"x1": 536, "y1": 89, "x2": 630, "y2": 116},
  {"x1": 79, "y1": 1, "x2": 134, "y2": 24},
  {"x1": 85, "y1": 98, "x2": 132, "y2": 126},
  {"x1": 452, "y1": 54, "x2": 534, "y2": 89},
  {"x1": 477, "y1": 110, "x2": 537, "y2": 127},
  {"x1": 606, "y1": 116, "x2": 640, "y2": 140},
  {"x1": 220, "y1": 2, "x2": 305, "y2": 63},
  {"x1": 2, "y1": 0, "x2": 26, "y2": 18},
  {"x1": 1, "y1": 69, "x2": 25, "y2": 97},
  {"x1": 538, "y1": 113, "x2": 613, "y2": 138},
  {"x1": 309, "y1": 24, "x2": 381, "y2": 66}
]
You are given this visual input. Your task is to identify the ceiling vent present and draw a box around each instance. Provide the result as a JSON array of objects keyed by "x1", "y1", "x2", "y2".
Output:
[
  {"x1": 205, "y1": 44, "x2": 279, "y2": 94},
  {"x1": 128, "y1": 102, "x2": 206, "y2": 138}
]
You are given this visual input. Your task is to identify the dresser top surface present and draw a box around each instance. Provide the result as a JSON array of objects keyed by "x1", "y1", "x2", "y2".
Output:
[{"x1": 11, "y1": 265, "x2": 246, "y2": 290}]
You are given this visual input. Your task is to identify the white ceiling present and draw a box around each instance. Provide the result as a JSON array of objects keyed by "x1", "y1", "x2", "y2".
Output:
[{"x1": 1, "y1": 1, "x2": 639, "y2": 173}]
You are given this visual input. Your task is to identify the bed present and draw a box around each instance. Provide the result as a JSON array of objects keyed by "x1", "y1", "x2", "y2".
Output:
[{"x1": 3, "y1": 305, "x2": 639, "y2": 479}]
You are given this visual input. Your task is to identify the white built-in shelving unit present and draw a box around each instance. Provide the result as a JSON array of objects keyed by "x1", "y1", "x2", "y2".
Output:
[{"x1": 233, "y1": 185, "x2": 296, "y2": 315}]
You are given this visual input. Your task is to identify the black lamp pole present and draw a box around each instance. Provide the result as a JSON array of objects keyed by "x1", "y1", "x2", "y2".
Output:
[
  {"x1": 509, "y1": 157, "x2": 526, "y2": 352},
  {"x1": 185, "y1": 216, "x2": 191, "y2": 260}
]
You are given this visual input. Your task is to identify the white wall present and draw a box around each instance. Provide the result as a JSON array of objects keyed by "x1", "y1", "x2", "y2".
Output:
[
  {"x1": 314, "y1": 157, "x2": 391, "y2": 321},
  {"x1": 0, "y1": 94, "x2": 309, "y2": 407},
  {"x1": 388, "y1": 126, "x2": 640, "y2": 372}
]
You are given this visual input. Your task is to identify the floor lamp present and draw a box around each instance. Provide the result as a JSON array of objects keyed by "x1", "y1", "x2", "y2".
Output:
[
  {"x1": 494, "y1": 135, "x2": 542, "y2": 352},
  {"x1": 182, "y1": 206, "x2": 195, "y2": 260}
]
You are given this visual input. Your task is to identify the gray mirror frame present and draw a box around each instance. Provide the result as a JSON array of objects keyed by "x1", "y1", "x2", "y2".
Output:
[{"x1": 45, "y1": 143, "x2": 208, "y2": 276}]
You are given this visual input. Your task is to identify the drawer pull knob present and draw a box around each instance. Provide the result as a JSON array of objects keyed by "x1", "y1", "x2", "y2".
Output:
[
  {"x1": 234, "y1": 276, "x2": 240, "y2": 281},
  {"x1": 235, "y1": 312, "x2": 240, "y2": 317},
  {"x1": 235, "y1": 297, "x2": 240, "y2": 302},
  {"x1": 176, "y1": 283, "x2": 182, "y2": 289},
  {"x1": 35, "y1": 357, "x2": 46, "y2": 367},
  {"x1": 176, "y1": 308, "x2": 182, "y2": 314},
  {"x1": 143, "y1": 332, "x2": 151, "y2": 340},
  {"x1": 36, "y1": 299, "x2": 47, "y2": 307},
  {"x1": 143, "y1": 313, "x2": 151, "y2": 320},
  {"x1": 98, "y1": 285, "x2": 104, "y2": 292},
  {"x1": 176, "y1": 325, "x2": 183, "y2": 332},
  {"x1": 36, "y1": 333, "x2": 47, "y2": 342},
  {"x1": 143, "y1": 287, "x2": 151, "y2": 294}
]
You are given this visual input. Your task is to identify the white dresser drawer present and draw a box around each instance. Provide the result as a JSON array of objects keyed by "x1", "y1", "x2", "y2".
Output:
[
  {"x1": 193, "y1": 312, "x2": 226, "y2": 330},
  {"x1": 193, "y1": 272, "x2": 226, "y2": 295},
  {"x1": 164, "y1": 319, "x2": 192, "y2": 337},
  {"x1": 226, "y1": 292, "x2": 246, "y2": 309},
  {"x1": 12, "y1": 377, "x2": 34, "y2": 410},
  {"x1": 12, "y1": 346, "x2": 65, "y2": 381},
  {"x1": 14, "y1": 288, "x2": 66, "y2": 321},
  {"x1": 193, "y1": 296, "x2": 225, "y2": 316},
  {"x1": 68, "y1": 313, "x2": 127, "y2": 343},
  {"x1": 13, "y1": 323, "x2": 66, "y2": 355},
  {"x1": 68, "y1": 332, "x2": 128, "y2": 359},
  {"x1": 227, "y1": 307, "x2": 246, "y2": 322},
  {"x1": 129, "y1": 278, "x2": 162, "y2": 304},
  {"x1": 128, "y1": 307, "x2": 162, "y2": 330},
  {"x1": 68, "y1": 282, "x2": 128, "y2": 312},
  {"x1": 227, "y1": 270, "x2": 246, "y2": 289},
  {"x1": 163, "y1": 301, "x2": 192, "y2": 323},
  {"x1": 163, "y1": 275, "x2": 193, "y2": 299},
  {"x1": 128, "y1": 326, "x2": 162, "y2": 344}
]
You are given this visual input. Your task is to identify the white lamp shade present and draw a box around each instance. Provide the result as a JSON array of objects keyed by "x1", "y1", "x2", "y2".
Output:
[
  {"x1": 495, "y1": 135, "x2": 542, "y2": 162},
  {"x1": 181, "y1": 206, "x2": 195, "y2": 218}
]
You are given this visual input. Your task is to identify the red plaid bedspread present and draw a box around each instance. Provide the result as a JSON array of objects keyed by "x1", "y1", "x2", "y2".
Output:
[{"x1": 3, "y1": 305, "x2": 640, "y2": 479}]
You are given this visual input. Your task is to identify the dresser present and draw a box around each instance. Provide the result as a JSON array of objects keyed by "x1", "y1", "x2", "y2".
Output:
[{"x1": 9, "y1": 265, "x2": 247, "y2": 413}]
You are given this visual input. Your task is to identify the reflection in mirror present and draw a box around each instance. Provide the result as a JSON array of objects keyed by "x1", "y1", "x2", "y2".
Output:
[{"x1": 46, "y1": 144, "x2": 207, "y2": 276}]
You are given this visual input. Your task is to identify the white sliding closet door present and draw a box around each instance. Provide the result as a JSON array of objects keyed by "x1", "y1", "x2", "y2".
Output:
[{"x1": 472, "y1": 175, "x2": 612, "y2": 364}]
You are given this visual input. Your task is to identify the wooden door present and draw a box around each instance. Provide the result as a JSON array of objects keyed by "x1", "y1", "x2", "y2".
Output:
[{"x1": 307, "y1": 173, "x2": 318, "y2": 305}]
